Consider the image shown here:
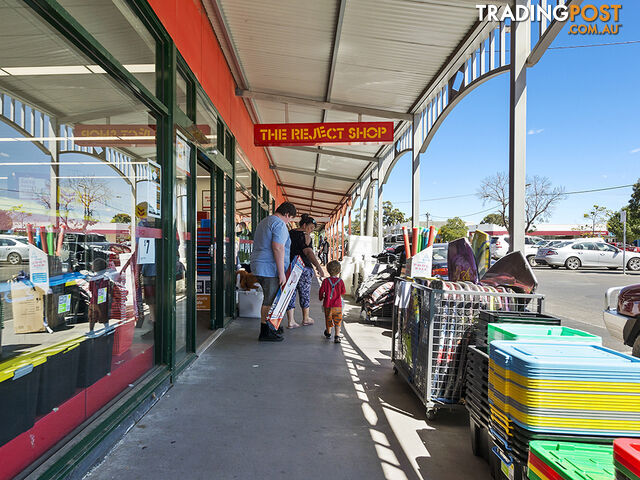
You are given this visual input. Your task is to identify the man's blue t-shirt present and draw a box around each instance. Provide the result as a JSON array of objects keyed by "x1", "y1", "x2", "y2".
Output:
[{"x1": 250, "y1": 215, "x2": 291, "y2": 277}]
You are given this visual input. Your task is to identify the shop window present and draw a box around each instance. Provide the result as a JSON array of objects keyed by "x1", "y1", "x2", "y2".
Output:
[
  {"x1": 195, "y1": 91, "x2": 218, "y2": 155},
  {"x1": 57, "y1": 0, "x2": 158, "y2": 95},
  {"x1": 235, "y1": 147, "x2": 252, "y2": 265},
  {"x1": 176, "y1": 69, "x2": 189, "y2": 117},
  {"x1": 0, "y1": 3, "x2": 160, "y2": 473}
]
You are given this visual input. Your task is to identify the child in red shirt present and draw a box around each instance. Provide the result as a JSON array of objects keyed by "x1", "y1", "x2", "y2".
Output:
[{"x1": 319, "y1": 260, "x2": 346, "y2": 343}]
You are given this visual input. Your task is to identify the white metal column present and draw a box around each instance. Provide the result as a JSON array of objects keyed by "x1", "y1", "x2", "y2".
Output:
[
  {"x1": 411, "y1": 114, "x2": 420, "y2": 229},
  {"x1": 365, "y1": 182, "x2": 375, "y2": 236},
  {"x1": 377, "y1": 163, "x2": 384, "y2": 251},
  {"x1": 508, "y1": 2, "x2": 530, "y2": 254}
]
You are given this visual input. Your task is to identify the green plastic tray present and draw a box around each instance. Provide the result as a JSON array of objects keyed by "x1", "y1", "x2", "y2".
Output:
[
  {"x1": 529, "y1": 440, "x2": 614, "y2": 480},
  {"x1": 488, "y1": 324, "x2": 601, "y2": 345}
]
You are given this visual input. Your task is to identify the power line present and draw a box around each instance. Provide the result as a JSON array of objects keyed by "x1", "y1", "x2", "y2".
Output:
[
  {"x1": 563, "y1": 184, "x2": 635, "y2": 195},
  {"x1": 549, "y1": 40, "x2": 640, "y2": 50}
]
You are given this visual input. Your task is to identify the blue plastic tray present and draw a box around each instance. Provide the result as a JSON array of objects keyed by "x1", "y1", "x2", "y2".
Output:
[{"x1": 490, "y1": 342, "x2": 640, "y2": 380}]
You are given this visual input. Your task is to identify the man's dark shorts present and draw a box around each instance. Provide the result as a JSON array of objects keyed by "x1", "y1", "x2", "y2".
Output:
[{"x1": 256, "y1": 276, "x2": 280, "y2": 306}]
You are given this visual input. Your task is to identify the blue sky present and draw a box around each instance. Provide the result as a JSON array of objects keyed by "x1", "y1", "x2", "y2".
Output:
[{"x1": 384, "y1": 1, "x2": 640, "y2": 226}]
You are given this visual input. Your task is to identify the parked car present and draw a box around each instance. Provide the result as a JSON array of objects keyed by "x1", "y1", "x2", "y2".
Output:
[
  {"x1": 0, "y1": 234, "x2": 30, "y2": 264},
  {"x1": 64, "y1": 233, "x2": 131, "y2": 271},
  {"x1": 431, "y1": 243, "x2": 448, "y2": 279},
  {"x1": 603, "y1": 284, "x2": 640, "y2": 357},
  {"x1": 536, "y1": 240, "x2": 640, "y2": 271},
  {"x1": 611, "y1": 242, "x2": 640, "y2": 253},
  {"x1": 490, "y1": 235, "x2": 543, "y2": 266}
]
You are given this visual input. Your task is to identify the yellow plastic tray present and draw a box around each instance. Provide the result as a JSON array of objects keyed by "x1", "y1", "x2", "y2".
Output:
[
  {"x1": 506, "y1": 406, "x2": 640, "y2": 432},
  {"x1": 489, "y1": 361, "x2": 640, "y2": 393}
]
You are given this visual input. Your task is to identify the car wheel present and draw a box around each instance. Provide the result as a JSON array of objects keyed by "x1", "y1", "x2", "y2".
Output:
[
  {"x1": 7, "y1": 252, "x2": 21, "y2": 265},
  {"x1": 633, "y1": 336, "x2": 640, "y2": 358},
  {"x1": 565, "y1": 257, "x2": 581, "y2": 270},
  {"x1": 627, "y1": 258, "x2": 640, "y2": 272},
  {"x1": 526, "y1": 255, "x2": 537, "y2": 267}
]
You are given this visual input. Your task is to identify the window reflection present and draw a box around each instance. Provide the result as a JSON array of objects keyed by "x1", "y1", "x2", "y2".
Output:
[{"x1": 0, "y1": 0, "x2": 160, "y2": 456}]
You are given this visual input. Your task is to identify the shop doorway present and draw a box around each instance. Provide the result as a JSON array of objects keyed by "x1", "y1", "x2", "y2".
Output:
[{"x1": 195, "y1": 159, "x2": 216, "y2": 349}]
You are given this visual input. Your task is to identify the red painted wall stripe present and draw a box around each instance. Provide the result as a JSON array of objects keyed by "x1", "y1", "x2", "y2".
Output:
[{"x1": 147, "y1": 0, "x2": 284, "y2": 205}]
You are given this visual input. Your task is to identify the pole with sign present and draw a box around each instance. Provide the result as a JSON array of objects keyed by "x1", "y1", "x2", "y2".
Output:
[{"x1": 622, "y1": 210, "x2": 627, "y2": 275}]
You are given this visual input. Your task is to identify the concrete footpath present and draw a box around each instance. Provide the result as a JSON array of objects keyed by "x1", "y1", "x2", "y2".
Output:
[{"x1": 85, "y1": 289, "x2": 490, "y2": 480}]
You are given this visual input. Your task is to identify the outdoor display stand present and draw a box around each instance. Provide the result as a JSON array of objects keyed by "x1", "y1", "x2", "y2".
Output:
[{"x1": 391, "y1": 277, "x2": 544, "y2": 419}]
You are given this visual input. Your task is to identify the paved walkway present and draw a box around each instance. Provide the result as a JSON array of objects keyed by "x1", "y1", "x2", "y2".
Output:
[{"x1": 85, "y1": 287, "x2": 490, "y2": 480}]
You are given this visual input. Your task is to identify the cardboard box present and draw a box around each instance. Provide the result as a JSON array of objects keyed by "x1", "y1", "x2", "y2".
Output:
[{"x1": 11, "y1": 282, "x2": 46, "y2": 333}]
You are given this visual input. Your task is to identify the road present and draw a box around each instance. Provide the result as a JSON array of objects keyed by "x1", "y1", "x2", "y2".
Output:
[{"x1": 533, "y1": 266, "x2": 640, "y2": 352}]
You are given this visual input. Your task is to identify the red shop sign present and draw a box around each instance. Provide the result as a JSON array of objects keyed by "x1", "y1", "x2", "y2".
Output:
[{"x1": 254, "y1": 121, "x2": 394, "y2": 147}]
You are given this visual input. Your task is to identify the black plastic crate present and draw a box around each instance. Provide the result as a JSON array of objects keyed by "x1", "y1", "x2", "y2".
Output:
[
  {"x1": 0, "y1": 363, "x2": 42, "y2": 447},
  {"x1": 36, "y1": 344, "x2": 81, "y2": 415},
  {"x1": 77, "y1": 327, "x2": 115, "y2": 388},
  {"x1": 469, "y1": 412, "x2": 491, "y2": 462}
]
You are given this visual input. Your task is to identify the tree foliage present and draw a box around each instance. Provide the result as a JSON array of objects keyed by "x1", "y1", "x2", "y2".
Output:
[
  {"x1": 111, "y1": 213, "x2": 132, "y2": 224},
  {"x1": 382, "y1": 201, "x2": 406, "y2": 227},
  {"x1": 480, "y1": 213, "x2": 505, "y2": 226},
  {"x1": 438, "y1": 217, "x2": 468, "y2": 242},
  {"x1": 583, "y1": 205, "x2": 611, "y2": 235},
  {"x1": 607, "y1": 179, "x2": 640, "y2": 242},
  {"x1": 477, "y1": 172, "x2": 565, "y2": 232}
]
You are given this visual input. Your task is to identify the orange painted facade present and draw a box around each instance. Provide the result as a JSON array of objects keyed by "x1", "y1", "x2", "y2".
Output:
[{"x1": 147, "y1": 0, "x2": 284, "y2": 204}]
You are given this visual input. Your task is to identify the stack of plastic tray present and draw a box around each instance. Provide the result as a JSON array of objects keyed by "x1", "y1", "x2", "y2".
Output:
[
  {"x1": 490, "y1": 342, "x2": 640, "y2": 437},
  {"x1": 527, "y1": 440, "x2": 614, "y2": 480},
  {"x1": 477, "y1": 310, "x2": 561, "y2": 349},
  {"x1": 614, "y1": 439, "x2": 640, "y2": 480},
  {"x1": 466, "y1": 345, "x2": 491, "y2": 460},
  {"x1": 0, "y1": 353, "x2": 47, "y2": 446}
]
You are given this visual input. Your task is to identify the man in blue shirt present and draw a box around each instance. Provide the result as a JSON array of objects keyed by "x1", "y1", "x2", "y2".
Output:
[{"x1": 250, "y1": 202, "x2": 297, "y2": 341}]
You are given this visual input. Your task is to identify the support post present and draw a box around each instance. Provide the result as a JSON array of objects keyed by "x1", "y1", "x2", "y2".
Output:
[
  {"x1": 377, "y1": 173, "x2": 384, "y2": 252},
  {"x1": 365, "y1": 184, "x2": 374, "y2": 237},
  {"x1": 359, "y1": 192, "x2": 365, "y2": 235},
  {"x1": 508, "y1": 1, "x2": 530, "y2": 254},
  {"x1": 340, "y1": 209, "x2": 345, "y2": 260},
  {"x1": 411, "y1": 115, "x2": 420, "y2": 229}
]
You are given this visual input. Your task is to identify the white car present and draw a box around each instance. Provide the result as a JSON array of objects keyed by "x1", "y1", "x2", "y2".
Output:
[
  {"x1": 536, "y1": 240, "x2": 640, "y2": 271},
  {"x1": 0, "y1": 235, "x2": 30, "y2": 265},
  {"x1": 489, "y1": 235, "x2": 543, "y2": 266}
]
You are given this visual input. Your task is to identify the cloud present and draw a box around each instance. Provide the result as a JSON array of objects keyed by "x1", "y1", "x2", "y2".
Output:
[
  {"x1": 527, "y1": 129, "x2": 544, "y2": 135},
  {"x1": 630, "y1": 147, "x2": 640, "y2": 154},
  {"x1": 0, "y1": 152, "x2": 8, "y2": 158}
]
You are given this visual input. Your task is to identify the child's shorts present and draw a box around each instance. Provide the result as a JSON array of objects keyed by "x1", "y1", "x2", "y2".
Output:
[{"x1": 324, "y1": 307, "x2": 343, "y2": 328}]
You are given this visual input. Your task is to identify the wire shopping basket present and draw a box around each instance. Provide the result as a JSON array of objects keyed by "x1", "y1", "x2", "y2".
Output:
[{"x1": 391, "y1": 278, "x2": 544, "y2": 419}]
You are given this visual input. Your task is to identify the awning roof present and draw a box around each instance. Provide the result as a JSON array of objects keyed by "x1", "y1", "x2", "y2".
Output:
[{"x1": 209, "y1": 0, "x2": 486, "y2": 220}]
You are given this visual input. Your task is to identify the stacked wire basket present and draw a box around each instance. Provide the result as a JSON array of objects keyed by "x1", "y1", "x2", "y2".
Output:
[{"x1": 391, "y1": 278, "x2": 544, "y2": 419}]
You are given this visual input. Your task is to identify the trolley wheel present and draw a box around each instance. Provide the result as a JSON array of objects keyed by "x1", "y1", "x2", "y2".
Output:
[
  {"x1": 393, "y1": 366, "x2": 398, "y2": 375},
  {"x1": 426, "y1": 409, "x2": 437, "y2": 421}
]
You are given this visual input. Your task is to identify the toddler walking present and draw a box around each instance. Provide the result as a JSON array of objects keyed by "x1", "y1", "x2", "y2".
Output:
[{"x1": 319, "y1": 260, "x2": 346, "y2": 343}]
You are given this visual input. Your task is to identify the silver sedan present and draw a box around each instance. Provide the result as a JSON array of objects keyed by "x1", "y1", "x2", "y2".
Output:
[
  {"x1": 0, "y1": 235, "x2": 30, "y2": 264},
  {"x1": 536, "y1": 240, "x2": 640, "y2": 271}
]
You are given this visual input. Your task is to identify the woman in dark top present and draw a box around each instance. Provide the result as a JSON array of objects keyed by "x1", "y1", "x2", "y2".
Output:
[{"x1": 286, "y1": 214, "x2": 324, "y2": 328}]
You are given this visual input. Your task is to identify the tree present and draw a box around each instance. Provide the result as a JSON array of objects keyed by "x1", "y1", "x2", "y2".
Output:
[
  {"x1": 382, "y1": 201, "x2": 406, "y2": 227},
  {"x1": 438, "y1": 217, "x2": 468, "y2": 242},
  {"x1": 583, "y1": 205, "x2": 611, "y2": 235},
  {"x1": 477, "y1": 172, "x2": 565, "y2": 232},
  {"x1": 607, "y1": 179, "x2": 640, "y2": 242},
  {"x1": 63, "y1": 177, "x2": 113, "y2": 231},
  {"x1": 480, "y1": 213, "x2": 505, "y2": 226},
  {"x1": 8, "y1": 204, "x2": 32, "y2": 231},
  {"x1": 111, "y1": 213, "x2": 131, "y2": 224},
  {"x1": 0, "y1": 209, "x2": 13, "y2": 232}
]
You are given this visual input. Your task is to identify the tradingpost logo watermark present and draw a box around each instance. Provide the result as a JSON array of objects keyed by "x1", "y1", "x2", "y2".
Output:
[{"x1": 476, "y1": 4, "x2": 622, "y2": 35}]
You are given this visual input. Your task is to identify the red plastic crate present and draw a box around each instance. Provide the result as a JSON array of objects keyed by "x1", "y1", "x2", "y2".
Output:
[{"x1": 614, "y1": 439, "x2": 640, "y2": 479}]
